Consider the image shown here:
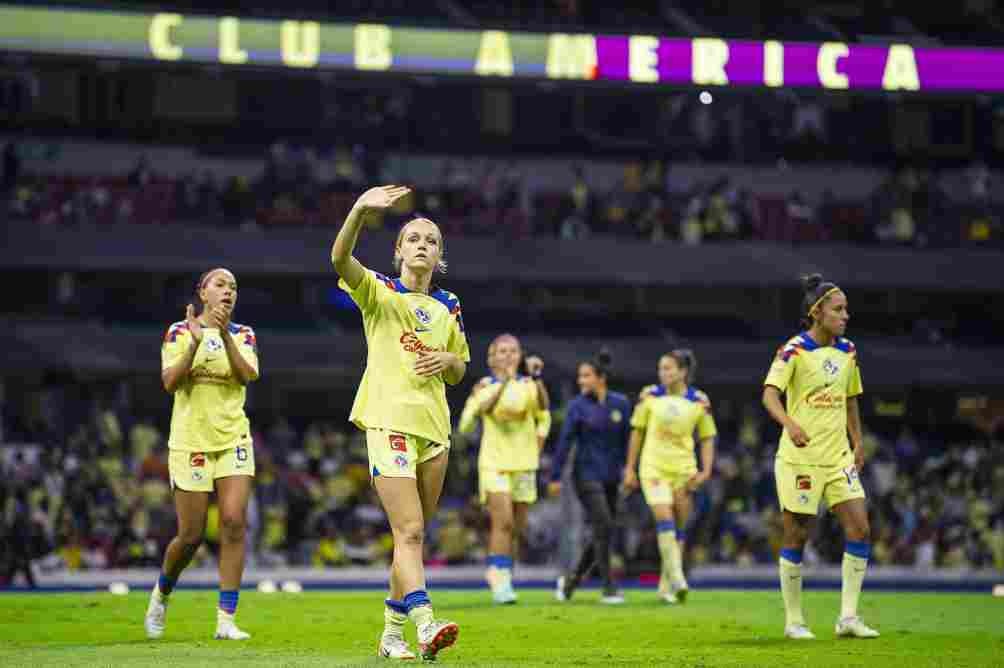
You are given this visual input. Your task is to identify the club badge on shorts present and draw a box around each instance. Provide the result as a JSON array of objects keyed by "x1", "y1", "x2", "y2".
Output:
[
  {"x1": 389, "y1": 434, "x2": 408, "y2": 452},
  {"x1": 610, "y1": 409, "x2": 623, "y2": 424},
  {"x1": 394, "y1": 454, "x2": 409, "y2": 469}
]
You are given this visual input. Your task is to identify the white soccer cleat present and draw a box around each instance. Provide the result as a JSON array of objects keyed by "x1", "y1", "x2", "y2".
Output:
[
  {"x1": 554, "y1": 576, "x2": 568, "y2": 602},
  {"x1": 784, "y1": 624, "x2": 817, "y2": 640},
  {"x1": 492, "y1": 584, "x2": 518, "y2": 605},
  {"x1": 144, "y1": 589, "x2": 167, "y2": 639},
  {"x1": 599, "y1": 592, "x2": 625, "y2": 605},
  {"x1": 417, "y1": 619, "x2": 459, "y2": 661},
  {"x1": 657, "y1": 573, "x2": 669, "y2": 597},
  {"x1": 660, "y1": 593, "x2": 678, "y2": 605},
  {"x1": 835, "y1": 616, "x2": 880, "y2": 639},
  {"x1": 378, "y1": 634, "x2": 417, "y2": 660},
  {"x1": 214, "y1": 612, "x2": 251, "y2": 640}
]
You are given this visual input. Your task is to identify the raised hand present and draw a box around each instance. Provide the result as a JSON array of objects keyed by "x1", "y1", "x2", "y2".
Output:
[
  {"x1": 208, "y1": 302, "x2": 232, "y2": 331},
  {"x1": 526, "y1": 355, "x2": 544, "y2": 378},
  {"x1": 353, "y1": 185, "x2": 412, "y2": 215},
  {"x1": 185, "y1": 304, "x2": 204, "y2": 343},
  {"x1": 686, "y1": 470, "x2": 710, "y2": 492}
]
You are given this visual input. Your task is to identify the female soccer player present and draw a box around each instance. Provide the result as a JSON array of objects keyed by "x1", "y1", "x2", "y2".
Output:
[
  {"x1": 460, "y1": 334, "x2": 551, "y2": 604},
  {"x1": 332, "y1": 185, "x2": 470, "y2": 661},
  {"x1": 548, "y1": 350, "x2": 631, "y2": 604},
  {"x1": 762, "y1": 274, "x2": 879, "y2": 640},
  {"x1": 622, "y1": 349, "x2": 716, "y2": 604},
  {"x1": 145, "y1": 267, "x2": 259, "y2": 641}
]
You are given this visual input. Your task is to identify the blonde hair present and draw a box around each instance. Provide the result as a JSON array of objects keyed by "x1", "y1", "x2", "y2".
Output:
[{"x1": 393, "y1": 218, "x2": 448, "y2": 274}]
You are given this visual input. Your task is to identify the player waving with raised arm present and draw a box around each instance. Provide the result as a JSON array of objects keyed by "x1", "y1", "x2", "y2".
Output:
[{"x1": 332, "y1": 185, "x2": 470, "y2": 661}]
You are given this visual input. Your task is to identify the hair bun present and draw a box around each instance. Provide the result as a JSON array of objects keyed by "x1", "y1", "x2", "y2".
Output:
[
  {"x1": 596, "y1": 348, "x2": 613, "y2": 368},
  {"x1": 801, "y1": 273, "x2": 824, "y2": 293}
]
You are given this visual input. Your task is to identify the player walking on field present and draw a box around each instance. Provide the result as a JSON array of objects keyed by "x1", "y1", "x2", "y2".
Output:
[
  {"x1": 145, "y1": 268, "x2": 260, "y2": 641},
  {"x1": 762, "y1": 274, "x2": 880, "y2": 640},
  {"x1": 458, "y1": 334, "x2": 551, "y2": 604},
  {"x1": 622, "y1": 350, "x2": 716, "y2": 605},
  {"x1": 332, "y1": 186, "x2": 470, "y2": 661}
]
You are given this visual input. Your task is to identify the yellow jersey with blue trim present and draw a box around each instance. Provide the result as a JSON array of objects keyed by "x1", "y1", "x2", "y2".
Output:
[
  {"x1": 339, "y1": 270, "x2": 470, "y2": 446},
  {"x1": 161, "y1": 321, "x2": 258, "y2": 453},
  {"x1": 764, "y1": 332, "x2": 862, "y2": 468},
  {"x1": 468, "y1": 376, "x2": 551, "y2": 472},
  {"x1": 630, "y1": 385, "x2": 717, "y2": 477}
]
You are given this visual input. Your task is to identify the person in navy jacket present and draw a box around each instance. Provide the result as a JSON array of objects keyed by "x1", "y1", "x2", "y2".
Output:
[{"x1": 548, "y1": 349, "x2": 632, "y2": 604}]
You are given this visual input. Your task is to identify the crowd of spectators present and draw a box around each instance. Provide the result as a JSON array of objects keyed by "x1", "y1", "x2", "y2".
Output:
[
  {"x1": 4, "y1": 135, "x2": 1001, "y2": 247},
  {"x1": 2, "y1": 377, "x2": 1001, "y2": 587}
]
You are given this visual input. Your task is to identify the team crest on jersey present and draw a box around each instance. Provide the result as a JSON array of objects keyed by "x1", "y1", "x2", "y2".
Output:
[
  {"x1": 414, "y1": 306, "x2": 432, "y2": 326},
  {"x1": 822, "y1": 358, "x2": 840, "y2": 378},
  {"x1": 610, "y1": 410, "x2": 623, "y2": 424},
  {"x1": 205, "y1": 337, "x2": 223, "y2": 353}
]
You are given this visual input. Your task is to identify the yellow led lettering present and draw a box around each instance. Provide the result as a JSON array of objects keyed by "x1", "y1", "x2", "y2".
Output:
[
  {"x1": 280, "y1": 21, "x2": 320, "y2": 68},
  {"x1": 219, "y1": 17, "x2": 248, "y2": 64},
  {"x1": 692, "y1": 38, "x2": 729, "y2": 85},
  {"x1": 149, "y1": 13, "x2": 183, "y2": 61},
  {"x1": 764, "y1": 40, "x2": 783, "y2": 87},
  {"x1": 355, "y1": 24, "x2": 392, "y2": 70},
  {"x1": 882, "y1": 44, "x2": 920, "y2": 91},
  {"x1": 475, "y1": 30, "x2": 514, "y2": 76},
  {"x1": 817, "y1": 42, "x2": 849, "y2": 89},
  {"x1": 545, "y1": 33, "x2": 597, "y2": 79},
  {"x1": 629, "y1": 35, "x2": 659, "y2": 83}
]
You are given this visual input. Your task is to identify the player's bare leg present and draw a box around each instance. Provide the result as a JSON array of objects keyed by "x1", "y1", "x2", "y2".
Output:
[
  {"x1": 671, "y1": 488, "x2": 693, "y2": 602},
  {"x1": 146, "y1": 489, "x2": 208, "y2": 639},
  {"x1": 415, "y1": 450, "x2": 459, "y2": 659},
  {"x1": 215, "y1": 475, "x2": 251, "y2": 640},
  {"x1": 780, "y1": 510, "x2": 815, "y2": 639},
  {"x1": 650, "y1": 502, "x2": 679, "y2": 603},
  {"x1": 486, "y1": 493, "x2": 518, "y2": 603},
  {"x1": 832, "y1": 498, "x2": 879, "y2": 638}
]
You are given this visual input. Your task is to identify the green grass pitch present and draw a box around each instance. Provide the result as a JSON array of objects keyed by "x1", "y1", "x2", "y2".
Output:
[{"x1": 0, "y1": 589, "x2": 1000, "y2": 666}]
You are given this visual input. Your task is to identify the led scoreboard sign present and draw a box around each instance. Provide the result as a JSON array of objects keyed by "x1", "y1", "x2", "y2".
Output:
[{"x1": 3, "y1": 4, "x2": 1004, "y2": 92}]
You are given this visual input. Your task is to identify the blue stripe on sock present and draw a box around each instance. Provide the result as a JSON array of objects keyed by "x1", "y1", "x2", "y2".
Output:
[
  {"x1": 385, "y1": 598, "x2": 408, "y2": 615},
  {"x1": 845, "y1": 541, "x2": 871, "y2": 560},
  {"x1": 487, "y1": 554, "x2": 513, "y2": 569},
  {"x1": 218, "y1": 590, "x2": 239, "y2": 614},
  {"x1": 780, "y1": 548, "x2": 803, "y2": 564},
  {"x1": 158, "y1": 574, "x2": 176, "y2": 595},
  {"x1": 403, "y1": 590, "x2": 431, "y2": 611},
  {"x1": 656, "y1": 520, "x2": 676, "y2": 534}
]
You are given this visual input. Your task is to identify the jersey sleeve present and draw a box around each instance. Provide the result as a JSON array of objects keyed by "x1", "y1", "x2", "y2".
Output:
[
  {"x1": 630, "y1": 397, "x2": 651, "y2": 431},
  {"x1": 695, "y1": 391, "x2": 718, "y2": 440},
  {"x1": 458, "y1": 383, "x2": 486, "y2": 434},
  {"x1": 764, "y1": 344, "x2": 798, "y2": 392},
  {"x1": 446, "y1": 296, "x2": 471, "y2": 363},
  {"x1": 847, "y1": 358, "x2": 863, "y2": 397},
  {"x1": 161, "y1": 322, "x2": 192, "y2": 371},
  {"x1": 535, "y1": 408, "x2": 552, "y2": 439},
  {"x1": 236, "y1": 325, "x2": 260, "y2": 377},
  {"x1": 338, "y1": 269, "x2": 391, "y2": 315}
]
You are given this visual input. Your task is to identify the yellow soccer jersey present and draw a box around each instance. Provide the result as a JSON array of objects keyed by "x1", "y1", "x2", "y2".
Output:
[
  {"x1": 161, "y1": 321, "x2": 259, "y2": 453},
  {"x1": 764, "y1": 332, "x2": 863, "y2": 467},
  {"x1": 631, "y1": 385, "x2": 717, "y2": 478},
  {"x1": 471, "y1": 376, "x2": 551, "y2": 472},
  {"x1": 340, "y1": 270, "x2": 471, "y2": 445}
]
